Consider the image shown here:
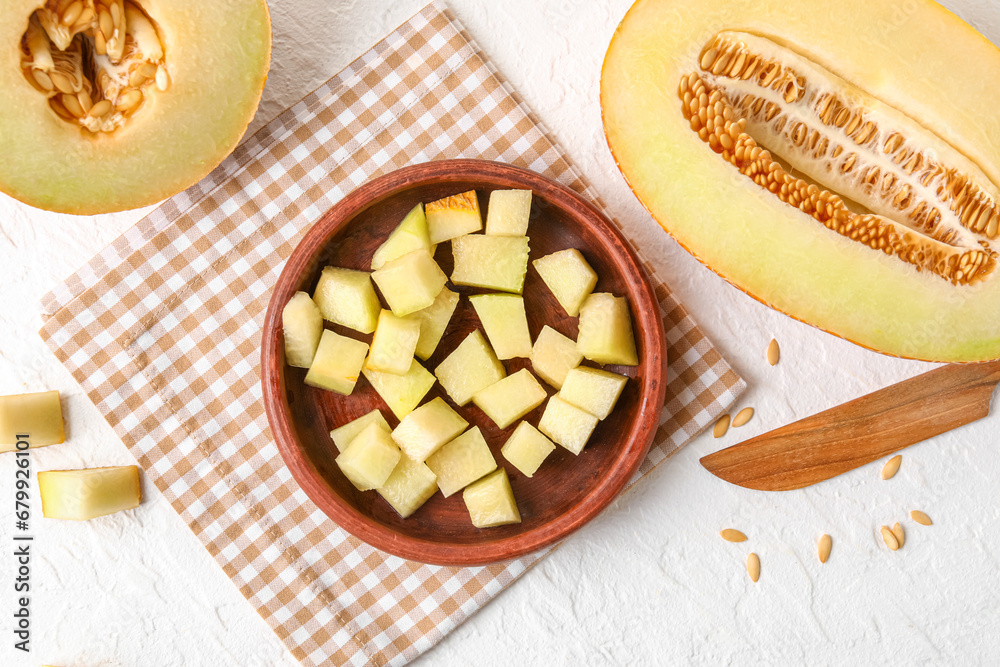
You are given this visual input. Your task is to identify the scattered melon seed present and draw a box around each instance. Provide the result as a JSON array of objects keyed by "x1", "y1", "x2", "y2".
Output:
[
  {"x1": 910, "y1": 510, "x2": 933, "y2": 526},
  {"x1": 818, "y1": 534, "x2": 832, "y2": 563},
  {"x1": 766, "y1": 338, "x2": 780, "y2": 366},
  {"x1": 746, "y1": 552, "x2": 760, "y2": 582},
  {"x1": 880, "y1": 454, "x2": 902, "y2": 480},
  {"x1": 720, "y1": 528, "x2": 747, "y2": 543},
  {"x1": 880, "y1": 525, "x2": 899, "y2": 551},
  {"x1": 891, "y1": 522, "x2": 905, "y2": 548},
  {"x1": 732, "y1": 407, "x2": 754, "y2": 427},
  {"x1": 713, "y1": 413, "x2": 731, "y2": 438}
]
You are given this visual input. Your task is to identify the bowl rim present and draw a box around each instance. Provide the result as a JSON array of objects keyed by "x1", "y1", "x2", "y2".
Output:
[{"x1": 261, "y1": 158, "x2": 667, "y2": 566}]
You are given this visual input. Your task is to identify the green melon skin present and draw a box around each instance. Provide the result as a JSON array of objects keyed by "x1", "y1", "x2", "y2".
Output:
[
  {"x1": 0, "y1": 0, "x2": 271, "y2": 214},
  {"x1": 601, "y1": 0, "x2": 1000, "y2": 362}
]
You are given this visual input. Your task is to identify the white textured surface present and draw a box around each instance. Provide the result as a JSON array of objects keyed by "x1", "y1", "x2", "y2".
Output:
[{"x1": 2, "y1": 1, "x2": 999, "y2": 665}]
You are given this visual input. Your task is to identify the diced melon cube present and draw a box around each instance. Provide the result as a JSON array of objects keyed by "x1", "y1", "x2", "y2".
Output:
[
  {"x1": 463, "y1": 468, "x2": 520, "y2": 528},
  {"x1": 451, "y1": 235, "x2": 529, "y2": 294},
  {"x1": 312, "y1": 266, "x2": 381, "y2": 334},
  {"x1": 362, "y1": 358, "x2": 436, "y2": 420},
  {"x1": 500, "y1": 421, "x2": 556, "y2": 478},
  {"x1": 335, "y1": 422, "x2": 402, "y2": 491},
  {"x1": 426, "y1": 190, "x2": 482, "y2": 243},
  {"x1": 407, "y1": 287, "x2": 459, "y2": 360},
  {"x1": 329, "y1": 409, "x2": 391, "y2": 452},
  {"x1": 0, "y1": 390, "x2": 64, "y2": 451},
  {"x1": 38, "y1": 466, "x2": 141, "y2": 520},
  {"x1": 304, "y1": 330, "x2": 369, "y2": 395},
  {"x1": 434, "y1": 330, "x2": 506, "y2": 406},
  {"x1": 538, "y1": 394, "x2": 600, "y2": 455},
  {"x1": 532, "y1": 248, "x2": 598, "y2": 317},
  {"x1": 282, "y1": 291, "x2": 324, "y2": 368},
  {"x1": 485, "y1": 189, "x2": 532, "y2": 236},
  {"x1": 391, "y1": 397, "x2": 469, "y2": 462},
  {"x1": 472, "y1": 368, "x2": 547, "y2": 430},
  {"x1": 469, "y1": 293, "x2": 532, "y2": 360},
  {"x1": 425, "y1": 426, "x2": 497, "y2": 497},
  {"x1": 559, "y1": 367, "x2": 628, "y2": 420},
  {"x1": 530, "y1": 326, "x2": 583, "y2": 389},
  {"x1": 377, "y1": 457, "x2": 438, "y2": 519},
  {"x1": 366, "y1": 310, "x2": 421, "y2": 375},
  {"x1": 371, "y1": 249, "x2": 448, "y2": 316},
  {"x1": 371, "y1": 203, "x2": 431, "y2": 270},
  {"x1": 576, "y1": 293, "x2": 639, "y2": 366}
]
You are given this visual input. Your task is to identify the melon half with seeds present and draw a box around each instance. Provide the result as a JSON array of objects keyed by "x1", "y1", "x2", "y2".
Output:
[
  {"x1": 602, "y1": 0, "x2": 1000, "y2": 361},
  {"x1": 0, "y1": 0, "x2": 271, "y2": 214}
]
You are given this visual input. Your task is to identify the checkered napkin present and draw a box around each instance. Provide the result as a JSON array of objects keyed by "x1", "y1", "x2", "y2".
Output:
[{"x1": 38, "y1": 3, "x2": 746, "y2": 665}]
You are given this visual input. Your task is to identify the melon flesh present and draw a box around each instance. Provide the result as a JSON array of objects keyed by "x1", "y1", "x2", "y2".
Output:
[
  {"x1": 0, "y1": 390, "x2": 64, "y2": 451},
  {"x1": 601, "y1": 0, "x2": 1000, "y2": 362},
  {"x1": 0, "y1": 0, "x2": 271, "y2": 214}
]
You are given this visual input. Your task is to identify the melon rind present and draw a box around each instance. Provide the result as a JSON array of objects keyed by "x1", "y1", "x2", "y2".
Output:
[
  {"x1": 0, "y1": 0, "x2": 271, "y2": 214},
  {"x1": 601, "y1": 0, "x2": 1000, "y2": 362}
]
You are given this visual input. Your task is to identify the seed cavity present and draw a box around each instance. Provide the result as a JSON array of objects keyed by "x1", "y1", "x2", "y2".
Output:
[
  {"x1": 19, "y1": 0, "x2": 169, "y2": 135},
  {"x1": 713, "y1": 413, "x2": 731, "y2": 438},
  {"x1": 910, "y1": 510, "x2": 933, "y2": 526},
  {"x1": 880, "y1": 454, "x2": 902, "y2": 480},
  {"x1": 732, "y1": 407, "x2": 754, "y2": 427},
  {"x1": 720, "y1": 528, "x2": 747, "y2": 543},
  {"x1": 746, "y1": 553, "x2": 760, "y2": 582},
  {"x1": 679, "y1": 31, "x2": 999, "y2": 285},
  {"x1": 766, "y1": 338, "x2": 780, "y2": 366},
  {"x1": 817, "y1": 534, "x2": 832, "y2": 563}
]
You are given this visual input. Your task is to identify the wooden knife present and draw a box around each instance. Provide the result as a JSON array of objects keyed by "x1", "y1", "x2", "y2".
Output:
[{"x1": 700, "y1": 360, "x2": 1000, "y2": 491}]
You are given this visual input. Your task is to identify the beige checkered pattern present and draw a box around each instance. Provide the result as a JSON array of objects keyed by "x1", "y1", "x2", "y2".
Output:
[{"x1": 39, "y1": 3, "x2": 745, "y2": 665}]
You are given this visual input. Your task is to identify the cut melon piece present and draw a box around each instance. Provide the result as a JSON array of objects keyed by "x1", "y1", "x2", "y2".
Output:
[
  {"x1": 434, "y1": 330, "x2": 506, "y2": 406},
  {"x1": 601, "y1": 0, "x2": 1000, "y2": 362},
  {"x1": 538, "y1": 394, "x2": 599, "y2": 456},
  {"x1": 362, "y1": 358, "x2": 436, "y2": 420},
  {"x1": 0, "y1": 0, "x2": 270, "y2": 214},
  {"x1": 0, "y1": 390, "x2": 64, "y2": 451},
  {"x1": 313, "y1": 267, "x2": 381, "y2": 334},
  {"x1": 407, "y1": 287, "x2": 460, "y2": 360},
  {"x1": 469, "y1": 293, "x2": 532, "y2": 360},
  {"x1": 371, "y1": 249, "x2": 448, "y2": 317},
  {"x1": 472, "y1": 368, "x2": 547, "y2": 430},
  {"x1": 304, "y1": 330, "x2": 369, "y2": 396},
  {"x1": 426, "y1": 190, "x2": 482, "y2": 243},
  {"x1": 329, "y1": 409, "x2": 391, "y2": 453},
  {"x1": 530, "y1": 326, "x2": 583, "y2": 389},
  {"x1": 425, "y1": 426, "x2": 497, "y2": 497},
  {"x1": 451, "y1": 235, "x2": 530, "y2": 294},
  {"x1": 500, "y1": 421, "x2": 556, "y2": 478},
  {"x1": 486, "y1": 189, "x2": 532, "y2": 236},
  {"x1": 377, "y1": 457, "x2": 438, "y2": 519},
  {"x1": 282, "y1": 292, "x2": 323, "y2": 369},
  {"x1": 391, "y1": 397, "x2": 469, "y2": 462},
  {"x1": 559, "y1": 367, "x2": 628, "y2": 420},
  {"x1": 576, "y1": 293, "x2": 638, "y2": 366},
  {"x1": 463, "y1": 468, "x2": 520, "y2": 528},
  {"x1": 38, "y1": 466, "x2": 141, "y2": 520},
  {"x1": 371, "y1": 204, "x2": 431, "y2": 270},
  {"x1": 335, "y1": 422, "x2": 402, "y2": 491},
  {"x1": 366, "y1": 310, "x2": 421, "y2": 375},
  {"x1": 532, "y1": 249, "x2": 599, "y2": 317}
]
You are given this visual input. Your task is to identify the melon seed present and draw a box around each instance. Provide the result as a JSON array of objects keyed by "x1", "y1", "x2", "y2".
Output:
[
  {"x1": 880, "y1": 525, "x2": 899, "y2": 551},
  {"x1": 818, "y1": 534, "x2": 832, "y2": 563},
  {"x1": 880, "y1": 454, "x2": 901, "y2": 480},
  {"x1": 732, "y1": 407, "x2": 754, "y2": 427},
  {"x1": 891, "y1": 522, "x2": 905, "y2": 548},
  {"x1": 713, "y1": 413, "x2": 731, "y2": 438},
  {"x1": 910, "y1": 510, "x2": 933, "y2": 526},
  {"x1": 766, "y1": 338, "x2": 780, "y2": 365},
  {"x1": 746, "y1": 553, "x2": 760, "y2": 582},
  {"x1": 720, "y1": 528, "x2": 747, "y2": 543}
]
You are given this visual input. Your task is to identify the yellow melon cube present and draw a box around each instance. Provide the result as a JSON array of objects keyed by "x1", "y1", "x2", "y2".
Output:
[
  {"x1": 532, "y1": 248, "x2": 598, "y2": 317},
  {"x1": 576, "y1": 293, "x2": 638, "y2": 366},
  {"x1": 377, "y1": 457, "x2": 438, "y2": 519},
  {"x1": 367, "y1": 310, "x2": 421, "y2": 375},
  {"x1": 425, "y1": 426, "x2": 497, "y2": 497},
  {"x1": 472, "y1": 368, "x2": 547, "y2": 430},
  {"x1": 530, "y1": 326, "x2": 583, "y2": 389},
  {"x1": 500, "y1": 421, "x2": 556, "y2": 478},
  {"x1": 371, "y1": 203, "x2": 432, "y2": 270},
  {"x1": 463, "y1": 468, "x2": 520, "y2": 528},
  {"x1": 538, "y1": 395, "x2": 599, "y2": 455},
  {"x1": 371, "y1": 248, "x2": 448, "y2": 316},
  {"x1": 391, "y1": 397, "x2": 469, "y2": 462},
  {"x1": 426, "y1": 190, "x2": 482, "y2": 243},
  {"x1": 281, "y1": 291, "x2": 323, "y2": 369},
  {"x1": 304, "y1": 330, "x2": 369, "y2": 395},
  {"x1": 335, "y1": 422, "x2": 402, "y2": 491},
  {"x1": 312, "y1": 266, "x2": 381, "y2": 334},
  {"x1": 0, "y1": 390, "x2": 64, "y2": 451},
  {"x1": 329, "y1": 409, "x2": 391, "y2": 452},
  {"x1": 39, "y1": 466, "x2": 141, "y2": 520},
  {"x1": 407, "y1": 287, "x2": 460, "y2": 360},
  {"x1": 485, "y1": 189, "x2": 532, "y2": 236},
  {"x1": 434, "y1": 330, "x2": 506, "y2": 406},
  {"x1": 470, "y1": 293, "x2": 532, "y2": 360},
  {"x1": 559, "y1": 367, "x2": 628, "y2": 420},
  {"x1": 362, "y1": 358, "x2": 436, "y2": 420},
  {"x1": 451, "y1": 235, "x2": 529, "y2": 294}
]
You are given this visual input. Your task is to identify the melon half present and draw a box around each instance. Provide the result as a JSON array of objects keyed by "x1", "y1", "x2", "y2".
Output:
[
  {"x1": 1, "y1": 0, "x2": 271, "y2": 214},
  {"x1": 601, "y1": 0, "x2": 1000, "y2": 362}
]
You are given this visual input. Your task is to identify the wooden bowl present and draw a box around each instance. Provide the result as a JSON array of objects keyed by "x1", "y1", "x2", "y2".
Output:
[{"x1": 261, "y1": 159, "x2": 667, "y2": 566}]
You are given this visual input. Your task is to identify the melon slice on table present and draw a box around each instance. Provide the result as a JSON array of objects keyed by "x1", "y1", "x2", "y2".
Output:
[
  {"x1": 39, "y1": 466, "x2": 141, "y2": 520},
  {"x1": 601, "y1": 0, "x2": 1000, "y2": 361},
  {"x1": 0, "y1": 390, "x2": 64, "y2": 451},
  {"x1": 1, "y1": 0, "x2": 271, "y2": 214}
]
